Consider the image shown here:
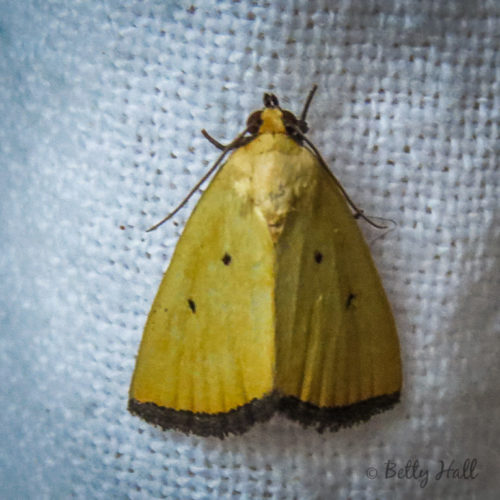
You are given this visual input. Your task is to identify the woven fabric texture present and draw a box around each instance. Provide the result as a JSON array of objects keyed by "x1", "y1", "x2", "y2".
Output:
[{"x1": 1, "y1": 1, "x2": 498, "y2": 498}]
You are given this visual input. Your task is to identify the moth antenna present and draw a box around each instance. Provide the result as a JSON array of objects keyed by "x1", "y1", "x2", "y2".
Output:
[
  {"x1": 146, "y1": 127, "x2": 251, "y2": 232},
  {"x1": 300, "y1": 85, "x2": 318, "y2": 123}
]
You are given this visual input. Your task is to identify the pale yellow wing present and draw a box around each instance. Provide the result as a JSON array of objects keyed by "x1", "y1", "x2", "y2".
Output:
[
  {"x1": 129, "y1": 155, "x2": 275, "y2": 421},
  {"x1": 275, "y1": 161, "x2": 402, "y2": 411}
]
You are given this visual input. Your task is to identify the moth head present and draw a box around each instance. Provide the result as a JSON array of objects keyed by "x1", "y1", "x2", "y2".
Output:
[{"x1": 246, "y1": 92, "x2": 309, "y2": 139}]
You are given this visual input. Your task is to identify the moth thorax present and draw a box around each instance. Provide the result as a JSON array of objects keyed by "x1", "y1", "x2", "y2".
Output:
[
  {"x1": 257, "y1": 177, "x2": 316, "y2": 243},
  {"x1": 258, "y1": 108, "x2": 286, "y2": 134}
]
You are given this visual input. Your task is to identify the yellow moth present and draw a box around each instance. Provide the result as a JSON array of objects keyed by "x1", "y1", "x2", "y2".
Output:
[{"x1": 129, "y1": 87, "x2": 402, "y2": 437}]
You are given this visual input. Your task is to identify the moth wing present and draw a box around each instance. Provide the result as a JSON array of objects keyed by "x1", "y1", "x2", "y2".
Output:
[
  {"x1": 275, "y1": 161, "x2": 402, "y2": 416},
  {"x1": 129, "y1": 155, "x2": 275, "y2": 423}
]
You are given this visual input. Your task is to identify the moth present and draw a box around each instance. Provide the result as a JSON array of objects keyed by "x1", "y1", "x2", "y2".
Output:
[{"x1": 129, "y1": 87, "x2": 402, "y2": 437}]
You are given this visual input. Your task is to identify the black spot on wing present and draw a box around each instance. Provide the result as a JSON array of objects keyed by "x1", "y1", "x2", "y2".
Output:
[
  {"x1": 222, "y1": 252, "x2": 232, "y2": 265},
  {"x1": 187, "y1": 298, "x2": 196, "y2": 313},
  {"x1": 314, "y1": 251, "x2": 323, "y2": 263},
  {"x1": 346, "y1": 292, "x2": 356, "y2": 309}
]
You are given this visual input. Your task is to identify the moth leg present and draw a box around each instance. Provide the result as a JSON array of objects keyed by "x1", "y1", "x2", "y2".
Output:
[{"x1": 201, "y1": 129, "x2": 227, "y2": 150}]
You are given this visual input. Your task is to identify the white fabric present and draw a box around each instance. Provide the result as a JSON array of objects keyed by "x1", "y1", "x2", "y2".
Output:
[{"x1": 1, "y1": 0, "x2": 499, "y2": 498}]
